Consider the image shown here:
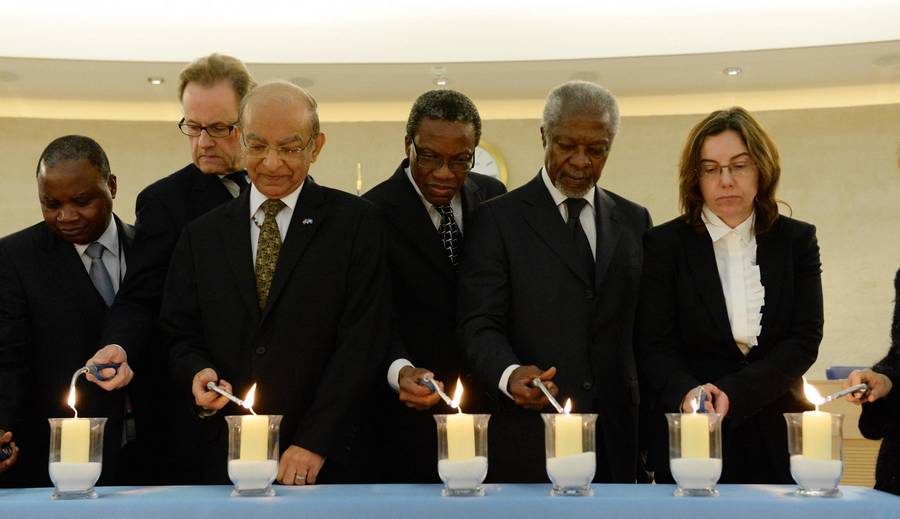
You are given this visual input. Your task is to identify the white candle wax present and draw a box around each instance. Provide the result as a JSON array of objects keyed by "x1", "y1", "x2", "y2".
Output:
[
  {"x1": 60, "y1": 418, "x2": 90, "y2": 463},
  {"x1": 437, "y1": 456, "x2": 488, "y2": 489},
  {"x1": 446, "y1": 413, "x2": 475, "y2": 461},
  {"x1": 554, "y1": 414, "x2": 583, "y2": 458},
  {"x1": 239, "y1": 415, "x2": 268, "y2": 461},
  {"x1": 680, "y1": 413, "x2": 710, "y2": 458},
  {"x1": 228, "y1": 459, "x2": 278, "y2": 491},
  {"x1": 801, "y1": 411, "x2": 832, "y2": 461},
  {"x1": 49, "y1": 461, "x2": 102, "y2": 492},
  {"x1": 670, "y1": 457, "x2": 722, "y2": 489},
  {"x1": 790, "y1": 455, "x2": 843, "y2": 489},
  {"x1": 546, "y1": 451, "x2": 595, "y2": 488}
]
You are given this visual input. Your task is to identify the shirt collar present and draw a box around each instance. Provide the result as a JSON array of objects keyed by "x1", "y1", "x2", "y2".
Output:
[
  {"x1": 74, "y1": 216, "x2": 119, "y2": 257},
  {"x1": 404, "y1": 164, "x2": 461, "y2": 209},
  {"x1": 702, "y1": 205, "x2": 755, "y2": 243},
  {"x1": 249, "y1": 180, "x2": 304, "y2": 217},
  {"x1": 540, "y1": 166, "x2": 595, "y2": 209}
]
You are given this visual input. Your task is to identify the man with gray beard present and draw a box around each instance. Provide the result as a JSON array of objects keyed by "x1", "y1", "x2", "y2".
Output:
[{"x1": 458, "y1": 81, "x2": 651, "y2": 483}]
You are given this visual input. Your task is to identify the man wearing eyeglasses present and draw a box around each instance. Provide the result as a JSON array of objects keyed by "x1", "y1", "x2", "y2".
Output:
[
  {"x1": 458, "y1": 81, "x2": 652, "y2": 484},
  {"x1": 99, "y1": 53, "x2": 256, "y2": 484},
  {"x1": 162, "y1": 80, "x2": 389, "y2": 486},
  {"x1": 361, "y1": 90, "x2": 505, "y2": 482}
]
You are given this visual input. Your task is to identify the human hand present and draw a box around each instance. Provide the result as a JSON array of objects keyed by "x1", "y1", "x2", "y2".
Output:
[
  {"x1": 398, "y1": 366, "x2": 443, "y2": 410},
  {"x1": 845, "y1": 369, "x2": 892, "y2": 404},
  {"x1": 191, "y1": 368, "x2": 232, "y2": 410},
  {"x1": 85, "y1": 344, "x2": 134, "y2": 390},
  {"x1": 508, "y1": 365, "x2": 558, "y2": 410},
  {"x1": 277, "y1": 445, "x2": 326, "y2": 486},
  {"x1": 681, "y1": 383, "x2": 730, "y2": 416}
]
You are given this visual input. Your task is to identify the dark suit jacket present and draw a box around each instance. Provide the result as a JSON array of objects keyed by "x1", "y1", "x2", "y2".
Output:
[
  {"x1": 161, "y1": 178, "x2": 390, "y2": 484},
  {"x1": 458, "y1": 172, "x2": 652, "y2": 483},
  {"x1": 101, "y1": 163, "x2": 237, "y2": 483},
  {"x1": 361, "y1": 161, "x2": 506, "y2": 482},
  {"x1": 636, "y1": 215, "x2": 823, "y2": 484},
  {"x1": 858, "y1": 267, "x2": 900, "y2": 495},
  {"x1": 0, "y1": 216, "x2": 133, "y2": 487}
]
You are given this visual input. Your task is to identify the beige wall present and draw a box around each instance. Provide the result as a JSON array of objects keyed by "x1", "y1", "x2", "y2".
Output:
[{"x1": 1, "y1": 104, "x2": 898, "y2": 376}]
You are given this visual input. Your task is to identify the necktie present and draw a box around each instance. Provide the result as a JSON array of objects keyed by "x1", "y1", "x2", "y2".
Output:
[
  {"x1": 85, "y1": 242, "x2": 115, "y2": 307},
  {"x1": 563, "y1": 198, "x2": 595, "y2": 284},
  {"x1": 225, "y1": 171, "x2": 249, "y2": 195},
  {"x1": 255, "y1": 199, "x2": 286, "y2": 311},
  {"x1": 435, "y1": 205, "x2": 462, "y2": 268}
]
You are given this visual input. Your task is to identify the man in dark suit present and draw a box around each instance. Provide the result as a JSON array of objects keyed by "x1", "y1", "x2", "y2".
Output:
[
  {"x1": 458, "y1": 81, "x2": 652, "y2": 483},
  {"x1": 0, "y1": 135, "x2": 134, "y2": 487},
  {"x1": 163, "y1": 81, "x2": 389, "y2": 486},
  {"x1": 100, "y1": 54, "x2": 256, "y2": 483},
  {"x1": 362, "y1": 90, "x2": 506, "y2": 482}
]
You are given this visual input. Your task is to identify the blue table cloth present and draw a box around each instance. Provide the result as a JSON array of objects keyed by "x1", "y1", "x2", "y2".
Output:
[{"x1": 1, "y1": 484, "x2": 898, "y2": 518}]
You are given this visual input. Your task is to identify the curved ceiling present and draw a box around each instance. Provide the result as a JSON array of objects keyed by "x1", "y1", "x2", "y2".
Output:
[{"x1": 4, "y1": 0, "x2": 900, "y2": 63}]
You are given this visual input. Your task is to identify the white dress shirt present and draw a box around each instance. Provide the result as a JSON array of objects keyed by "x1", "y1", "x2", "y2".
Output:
[
  {"x1": 496, "y1": 168, "x2": 599, "y2": 400},
  {"x1": 702, "y1": 206, "x2": 765, "y2": 355},
  {"x1": 386, "y1": 167, "x2": 466, "y2": 392},
  {"x1": 249, "y1": 181, "x2": 304, "y2": 265},
  {"x1": 74, "y1": 217, "x2": 126, "y2": 292}
]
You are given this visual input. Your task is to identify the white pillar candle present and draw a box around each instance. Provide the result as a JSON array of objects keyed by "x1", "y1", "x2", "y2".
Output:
[
  {"x1": 801, "y1": 410, "x2": 832, "y2": 461},
  {"x1": 680, "y1": 413, "x2": 709, "y2": 459},
  {"x1": 555, "y1": 413, "x2": 583, "y2": 458},
  {"x1": 240, "y1": 415, "x2": 269, "y2": 461},
  {"x1": 60, "y1": 418, "x2": 90, "y2": 463},
  {"x1": 446, "y1": 412, "x2": 475, "y2": 461}
]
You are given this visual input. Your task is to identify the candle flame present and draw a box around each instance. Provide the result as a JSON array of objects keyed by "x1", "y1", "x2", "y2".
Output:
[
  {"x1": 242, "y1": 383, "x2": 258, "y2": 416},
  {"x1": 690, "y1": 395, "x2": 700, "y2": 414},
  {"x1": 450, "y1": 378, "x2": 464, "y2": 412},
  {"x1": 802, "y1": 376, "x2": 825, "y2": 410},
  {"x1": 66, "y1": 385, "x2": 78, "y2": 418},
  {"x1": 356, "y1": 163, "x2": 362, "y2": 195},
  {"x1": 563, "y1": 398, "x2": 572, "y2": 414}
]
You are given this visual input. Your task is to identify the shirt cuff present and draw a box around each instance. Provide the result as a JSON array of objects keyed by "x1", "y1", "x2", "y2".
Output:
[
  {"x1": 499, "y1": 364, "x2": 520, "y2": 400},
  {"x1": 387, "y1": 358, "x2": 414, "y2": 393}
]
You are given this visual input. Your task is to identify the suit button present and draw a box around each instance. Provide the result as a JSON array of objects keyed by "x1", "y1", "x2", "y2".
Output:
[
  {"x1": 582, "y1": 382, "x2": 593, "y2": 391},
  {"x1": 255, "y1": 346, "x2": 267, "y2": 355}
]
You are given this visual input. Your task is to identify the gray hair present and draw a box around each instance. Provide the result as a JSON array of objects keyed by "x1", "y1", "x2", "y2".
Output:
[
  {"x1": 36, "y1": 135, "x2": 111, "y2": 180},
  {"x1": 178, "y1": 53, "x2": 257, "y2": 106},
  {"x1": 541, "y1": 80, "x2": 620, "y2": 139},
  {"x1": 240, "y1": 80, "x2": 320, "y2": 135},
  {"x1": 406, "y1": 89, "x2": 482, "y2": 144}
]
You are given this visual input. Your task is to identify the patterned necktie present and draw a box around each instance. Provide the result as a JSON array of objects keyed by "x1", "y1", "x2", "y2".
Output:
[
  {"x1": 434, "y1": 205, "x2": 462, "y2": 268},
  {"x1": 225, "y1": 171, "x2": 249, "y2": 195},
  {"x1": 85, "y1": 242, "x2": 115, "y2": 307},
  {"x1": 255, "y1": 199, "x2": 286, "y2": 311},
  {"x1": 563, "y1": 198, "x2": 595, "y2": 283}
]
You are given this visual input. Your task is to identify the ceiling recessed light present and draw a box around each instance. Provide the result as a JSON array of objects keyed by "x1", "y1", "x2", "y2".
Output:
[
  {"x1": 433, "y1": 76, "x2": 449, "y2": 87},
  {"x1": 723, "y1": 67, "x2": 742, "y2": 77},
  {"x1": 147, "y1": 77, "x2": 165, "y2": 85}
]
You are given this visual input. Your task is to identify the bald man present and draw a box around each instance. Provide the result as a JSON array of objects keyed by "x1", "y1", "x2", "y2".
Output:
[{"x1": 162, "y1": 81, "x2": 389, "y2": 485}]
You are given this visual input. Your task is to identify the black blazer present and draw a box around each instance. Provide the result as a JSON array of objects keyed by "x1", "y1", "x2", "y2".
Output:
[
  {"x1": 0, "y1": 216, "x2": 134, "y2": 487},
  {"x1": 361, "y1": 161, "x2": 506, "y2": 482},
  {"x1": 636, "y1": 215, "x2": 823, "y2": 483},
  {"x1": 858, "y1": 267, "x2": 900, "y2": 495},
  {"x1": 161, "y1": 178, "x2": 390, "y2": 483},
  {"x1": 458, "y1": 172, "x2": 652, "y2": 483}
]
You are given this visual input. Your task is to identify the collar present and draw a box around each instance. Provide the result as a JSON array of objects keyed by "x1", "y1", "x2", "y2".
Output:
[
  {"x1": 404, "y1": 164, "x2": 461, "y2": 208},
  {"x1": 249, "y1": 180, "x2": 304, "y2": 216},
  {"x1": 540, "y1": 166, "x2": 595, "y2": 209},
  {"x1": 702, "y1": 205, "x2": 755, "y2": 243},
  {"x1": 74, "y1": 216, "x2": 119, "y2": 257}
]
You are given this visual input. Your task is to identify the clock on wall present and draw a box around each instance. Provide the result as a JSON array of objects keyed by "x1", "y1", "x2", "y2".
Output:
[{"x1": 473, "y1": 139, "x2": 509, "y2": 185}]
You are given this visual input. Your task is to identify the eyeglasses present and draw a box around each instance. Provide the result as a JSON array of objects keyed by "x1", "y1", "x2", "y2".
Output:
[
  {"x1": 411, "y1": 141, "x2": 474, "y2": 174},
  {"x1": 698, "y1": 159, "x2": 756, "y2": 178},
  {"x1": 178, "y1": 118, "x2": 238, "y2": 138},
  {"x1": 242, "y1": 134, "x2": 317, "y2": 161}
]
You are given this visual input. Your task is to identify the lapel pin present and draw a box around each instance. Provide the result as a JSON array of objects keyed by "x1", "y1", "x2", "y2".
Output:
[{"x1": 302, "y1": 218, "x2": 314, "y2": 225}]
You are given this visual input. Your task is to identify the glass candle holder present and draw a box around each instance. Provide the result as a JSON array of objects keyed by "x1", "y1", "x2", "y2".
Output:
[
  {"x1": 541, "y1": 413, "x2": 597, "y2": 496},
  {"x1": 665, "y1": 413, "x2": 723, "y2": 497},
  {"x1": 226, "y1": 414, "x2": 283, "y2": 497},
  {"x1": 434, "y1": 414, "x2": 490, "y2": 496},
  {"x1": 48, "y1": 417, "x2": 106, "y2": 500},
  {"x1": 784, "y1": 412, "x2": 844, "y2": 497}
]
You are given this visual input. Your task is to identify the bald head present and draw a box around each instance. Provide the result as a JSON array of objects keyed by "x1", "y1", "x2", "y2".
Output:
[{"x1": 239, "y1": 80, "x2": 319, "y2": 136}]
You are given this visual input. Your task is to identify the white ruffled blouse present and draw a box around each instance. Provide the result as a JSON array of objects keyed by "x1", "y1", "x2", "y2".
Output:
[{"x1": 702, "y1": 206, "x2": 765, "y2": 355}]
